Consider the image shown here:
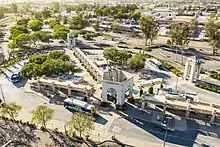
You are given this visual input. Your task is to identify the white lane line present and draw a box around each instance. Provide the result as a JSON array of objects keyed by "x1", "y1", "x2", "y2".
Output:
[{"x1": 105, "y1": 117, "x2": 116, "y2": 133}]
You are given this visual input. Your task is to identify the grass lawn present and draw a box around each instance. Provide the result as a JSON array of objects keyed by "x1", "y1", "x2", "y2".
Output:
[{"x1": 103, "y1": 35, "x2": 113, "y2": 40}]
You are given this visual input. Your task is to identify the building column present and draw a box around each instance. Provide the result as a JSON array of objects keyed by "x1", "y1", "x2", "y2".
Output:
[
  {"x1": 141, "y1": 100, "x2": 145, "y2": 111},
  {"x1": 68, "y1": 85, "x2": 71, "y2": 96},
  {"x1": 196, "y1": 63, "x2": 201, "y2": 80},
  {"x1": 189, "y1": 61, "x2": 196, "y2": 82},
  {"x1": 185, "y1": 105, "x2": 191, "y2": 119},
  {"x1": 210, "y1": 110, "x2": 216, "y2": 124},
  {"x1": 184, "y1": 60, "x2": 189, "y2": 80},
  {"x1": 37, "y1": 80, "x2": 41, "y2": 91},
  {"x1": 163, "y1": 101, "x2": 167, "y2": 115},
  {"x1": 52, "y1": 82, "x2": 55, "y2": 92}
]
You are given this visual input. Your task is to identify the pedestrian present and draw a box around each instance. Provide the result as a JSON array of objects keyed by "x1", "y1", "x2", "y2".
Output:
[{"x1": 139, "y1": 86, "x2": 143, "y2": 97}]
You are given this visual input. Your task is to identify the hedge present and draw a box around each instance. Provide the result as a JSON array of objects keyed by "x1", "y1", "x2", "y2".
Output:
[
  {"x1": 196, "y1": 83, "x2": 220, "y2": 94},
  {"x1": 210, "y1": 73, "x2": 220, "y2": 81},
  {"x1": 159, "y1": 60, "x2": 181, "y2": 76}
]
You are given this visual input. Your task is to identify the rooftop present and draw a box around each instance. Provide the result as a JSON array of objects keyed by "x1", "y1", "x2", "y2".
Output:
[{"x1": 38, "y1": 77, "x2": 93, "y2": 91}]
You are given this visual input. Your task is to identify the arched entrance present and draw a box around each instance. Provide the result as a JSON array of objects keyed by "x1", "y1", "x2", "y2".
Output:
[{"x1": 107, "y1": 88, "x2": 117, "y2": 104}]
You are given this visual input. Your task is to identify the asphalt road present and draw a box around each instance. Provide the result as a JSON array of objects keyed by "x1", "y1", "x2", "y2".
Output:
[
  {"x1": 107, "y1": 115, "x2": 220, "y2": 147},
  {"x1": 0, "y1": 74, "x2": 73, "y2": 122}
]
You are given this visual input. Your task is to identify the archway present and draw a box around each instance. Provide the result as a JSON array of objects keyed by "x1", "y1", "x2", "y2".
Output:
[{"x1": 106, "y1": 88, "x2": 117, "y2": 104}]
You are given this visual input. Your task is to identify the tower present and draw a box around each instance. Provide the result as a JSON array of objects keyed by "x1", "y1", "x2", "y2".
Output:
[
  {"x1": 183, "y1": 56, "x2": 202, "y2": 82},
  {"x1": 67, "y1": 33, "x2": 76, "y2": 50}
]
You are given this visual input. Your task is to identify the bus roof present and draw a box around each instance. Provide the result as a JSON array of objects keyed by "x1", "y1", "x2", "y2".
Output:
[{"x1": 64, "y1": 98, "x2": 94, "y2": 110}]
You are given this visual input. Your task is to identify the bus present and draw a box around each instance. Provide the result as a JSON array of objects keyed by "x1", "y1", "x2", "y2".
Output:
[
  {"x1": 64, "y1": 98, "x2": 96, "y2": 115},
  {"x1": 10, "y1": 71, "x2": 21, "y2": 83},
  {"x1": 149, "y1": 59, "x2": 163, "y2": 70}
]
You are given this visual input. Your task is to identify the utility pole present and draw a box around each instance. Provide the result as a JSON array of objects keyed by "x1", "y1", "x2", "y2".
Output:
[{"x1": 163, "y1": 117, "x2": 171, "y2": 147}]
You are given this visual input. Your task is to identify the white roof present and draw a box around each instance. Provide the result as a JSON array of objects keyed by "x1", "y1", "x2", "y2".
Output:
[{"x1": 64, "y1": 98, "x2": 94, "y2": 110}]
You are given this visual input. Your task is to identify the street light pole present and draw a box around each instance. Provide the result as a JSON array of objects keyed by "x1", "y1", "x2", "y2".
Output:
[{"x1": 163, "y1": 118, "x2": 170, "y2": 147}]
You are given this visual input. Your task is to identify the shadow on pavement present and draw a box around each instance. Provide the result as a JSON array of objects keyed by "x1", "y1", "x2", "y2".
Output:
[
  {"x1": 95, "y1": 114, "x2": 108, "y2": 125},
  {"x1": 113, "y1": 104, "x2": 199, "y2": 147},
  {"x1": 13, "y1": 77, "x2": 28, "y2": 88}
]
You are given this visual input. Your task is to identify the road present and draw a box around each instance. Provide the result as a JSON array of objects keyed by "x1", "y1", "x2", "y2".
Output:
[{"x1": 106, "y1": 114, "x2": 220, "y2": 147}]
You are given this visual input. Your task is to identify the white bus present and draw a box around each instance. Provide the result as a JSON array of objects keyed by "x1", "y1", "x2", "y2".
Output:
[{"x1": 64, "y1": 98, "x2": 96, "y2": 115}]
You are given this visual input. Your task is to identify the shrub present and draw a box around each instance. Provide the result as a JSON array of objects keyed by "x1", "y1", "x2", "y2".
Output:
[
  {"x1": 209, "y1": 70, "x2": 218, "y2": 74},
  {"x1": 40, "y1": 126, "x2": 47, "y2": 132},
  {"x1": 116, "y1": 104, "x2": 123, "y2": 110},
  {"x1": 166, "y1": 39, "x2": 172, "y2": 45},
  {"x1": 54, "y1": 128, "x2": 58, "y2": 132},
  {"x1": 85, "y1": 135, "x2": 90, "y2": 140},
  {"x1": 210, "y1": 73, "x2": 220, "y2": 81},
  {"x1": 143, "y1": 46, "x2": 152, "y2": 52},
  {"x1": 196, "y1": 83, "x2": 220, "y2": 94},
  {"x1": 148, "y1": 86, "x2": 153, "y2": 94},
  {"x1": 100, "y1": 101, "x2": 110, "y2": 107}
]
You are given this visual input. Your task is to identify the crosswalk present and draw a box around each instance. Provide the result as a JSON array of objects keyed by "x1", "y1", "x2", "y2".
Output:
[{"x1": 1, "y1": 60, "x2": 28, "y2": 79}]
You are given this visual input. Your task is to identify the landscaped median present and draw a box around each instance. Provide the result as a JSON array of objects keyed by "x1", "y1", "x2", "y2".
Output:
[
  {"x1": 195, "y1": 82, "x2": 220, "y2": 94},
  {"x1": 209, "y1": 70, "x2": 220, "y2": 81},
  {"x1": 159, "y1": 60, "x2": 182, "y2": 76},
  {"x1": 142, "y1": 52, "x2": 182, "y2": 76}
]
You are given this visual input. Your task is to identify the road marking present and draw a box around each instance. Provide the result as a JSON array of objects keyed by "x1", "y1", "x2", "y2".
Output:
[
  {"x1": 112, "y1": 126, "x2": 121, "y2": 133},
  {"x1": 105, "y1": 117, "x2": 115, "y2": 133}
]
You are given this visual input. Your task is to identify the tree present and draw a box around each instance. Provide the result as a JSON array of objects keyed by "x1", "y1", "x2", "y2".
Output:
[
  {"x1": 112, "y1": 20, "x2": 120, "y2": 33},
  {"x1": 52, "y1": 3, "x2": 60, "y2": 13},
  {"x1": 66, "y1": 110, "x2": 94, "y2": 138},
  {"x1": 167, "y1": 39, "x2": 172, "y2": 45},
  {"x1": 41, "y1": 8, "x2": 52, "y2": 19},
  {"x1": 128, "y1": 53, "x2": 145, "y2": 71},
  {"x1": 69, "y1": 16, "x2": 87, "y2": 30},
  {"x1": 49, "y1": 19, "x2": 60, "y2": 29},
  {"x1": 53, "y1": 25, "x2": 69, "y2": 41},
  {"x1": 131, "y1": 11, "x2": 141, "y2": 21},
  {"x1": 65, "y1": 5, "x2": 73, "y2": 13},
  {"x1": 11, "y1": 3, "x2": 18, "y2": 20},
  {"x1": 0, "y1": 13, "x2": 4, "y2": 19},
  {"x1": 33, "y1": 11, "x2": 43, "y2": 21},
  {"x1": 170, "y1": 23, "x2": 190, "y2": 46},
  {"x1": 9, "y1": 25, "x2": 28, "y2": 40},
  {"x1": 21, "y1": 51, "x2": 73, "y2": 78},
  {"x1": 103, "y1": 48, "x2": 128, "y2": 69},
  {"x1": 0, "y1": 29, "x2": 4, "y2": 39},
  {"x1": 177, "y1": 8, "x2": 184, "y2": 16},
  {"x1": 205, "y1": 19, "x2": 220, "y2": 55},
  {"x1": 13, "y1": 33, "x2": 31, "y2": 49},
  {"x1": 30, "y1": 31, "x2": 52, "y2": 45},
  {"x1": 28, "y1": 19, "x2": 43, "y2": 31},
  {"x1": 140, "y1": 16, "x2": 159, "y2": 45},
  {"x1": 31, "y1": 105, "x2": 54, "y2": 128},
  {"x1": 0, "y1": 103, "x2": 22, "y2": 120},
  {"x1": 30, "y1": 32, "x2": 40, "y2": 45},
  {"x1": 62, "y1": 16, "x2": 68, "y2": 24},
  {"x1": 190, "y1": 18, "x2": 199, "y2": 38},
  {"x1": 93, "y1": 20, "x2": 99, "y2": 31},
  {"x1": 8, "y1": 41, "x2": 17, "y2": 49},
  {"x1": 170, "y1": 23, "x2": 190, "y2": 61},
  {"x1": 17, "y1": 18, "x2": 29, "y2": 26}
]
